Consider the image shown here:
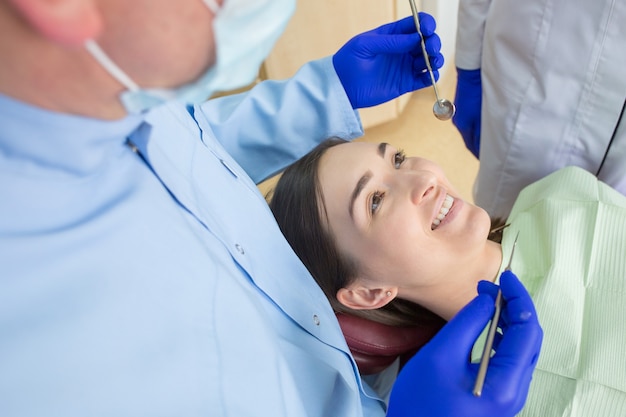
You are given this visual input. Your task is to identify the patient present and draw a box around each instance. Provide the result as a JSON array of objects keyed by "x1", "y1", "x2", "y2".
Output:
[{"x1": 269, "y1": 138, "x2": 626, "y2": 417}]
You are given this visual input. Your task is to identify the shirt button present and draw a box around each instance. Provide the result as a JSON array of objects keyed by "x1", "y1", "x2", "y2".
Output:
[
  {"x1": 313, "y1": 315, "x2": 320, "y2": 326},
  {"x1": 235, "y1": 244, "x2": 245, "y2": 255},
  {"x1": 220, "y1": 158, "x2": 238, "y2": 178}
]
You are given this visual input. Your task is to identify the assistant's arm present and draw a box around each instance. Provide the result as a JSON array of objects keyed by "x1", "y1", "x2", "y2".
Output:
[
  {"x1": 387, "y1": 271, "x2": 542, "y2": 417},
  {"x1": 455, "y1": 0, "x2": 492, "y2": 70},
  {"x1": 453, "y1": 0, "x2": 493, "y2": 158}
]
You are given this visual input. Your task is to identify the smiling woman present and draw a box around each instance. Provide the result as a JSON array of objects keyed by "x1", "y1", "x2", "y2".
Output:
[
  {"x1": 269, "y1": 137, "x2": 626, "y2": 416},
  {"x1": 270, "y1": 137, "x2": 502, "y2": 324}
]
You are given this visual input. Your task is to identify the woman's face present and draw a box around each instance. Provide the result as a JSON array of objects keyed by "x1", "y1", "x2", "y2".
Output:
[{"x1": 317, "y1": 141, "x2": 493, "y2": 295}]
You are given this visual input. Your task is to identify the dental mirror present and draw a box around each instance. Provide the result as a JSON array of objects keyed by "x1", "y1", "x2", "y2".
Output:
[
  {"x1": 409, "y1": 0, "x2": 456, "y2": 121},
  {"x1": 433, "y1": 99, "x2": 455, "y2": 121}
]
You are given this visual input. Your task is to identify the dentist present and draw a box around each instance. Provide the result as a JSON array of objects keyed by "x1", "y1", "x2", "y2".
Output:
[{"x1": 0, "y1": 0, "x2": 541, "y2": 416}]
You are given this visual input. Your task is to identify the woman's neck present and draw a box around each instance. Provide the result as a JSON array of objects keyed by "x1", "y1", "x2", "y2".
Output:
[{"x1": 406, "y1": 240, "x2": 503, "y2": 321}]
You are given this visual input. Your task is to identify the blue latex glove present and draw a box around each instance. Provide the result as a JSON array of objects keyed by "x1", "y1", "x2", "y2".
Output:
[
  {"x1": 332, "y1": 14, "x2": 444, "y2": 109},
  {"x1": 452, "y1": 68, "x2": 482, "y2": 158},
  {"x1": 387, "y1": 271, "x2": 543, "y2": 417}
]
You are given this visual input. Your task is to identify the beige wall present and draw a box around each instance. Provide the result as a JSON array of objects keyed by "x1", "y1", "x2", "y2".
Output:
[{"x1": 262, "y1": 0, "x2": 412, "y2": 129}]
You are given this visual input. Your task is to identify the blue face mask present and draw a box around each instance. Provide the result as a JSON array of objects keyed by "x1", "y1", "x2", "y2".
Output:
[{"x1": 85, "y1": 0, "x2": 295, "y2": 114}]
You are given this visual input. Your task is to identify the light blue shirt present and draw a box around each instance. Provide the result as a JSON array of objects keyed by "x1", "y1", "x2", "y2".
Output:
[{"x1": 0, "y1": 58, "x2": 386, "y2": 416}]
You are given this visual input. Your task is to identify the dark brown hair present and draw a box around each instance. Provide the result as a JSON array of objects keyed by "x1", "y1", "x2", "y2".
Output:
[{"x1": 269, "y1": 138, "x2": 444, "y2": 327}]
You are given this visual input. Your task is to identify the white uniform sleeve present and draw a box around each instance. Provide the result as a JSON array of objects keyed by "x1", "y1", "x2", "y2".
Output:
[
  {"x1": 196, "y1": 56, "x2": 363, "y2": 184},
  {"x1": 455, "y1": 0, "x2": 493, "y2": 70}
]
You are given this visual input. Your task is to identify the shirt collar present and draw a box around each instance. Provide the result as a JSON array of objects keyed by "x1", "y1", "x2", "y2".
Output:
[{"x1": 0, "y1": 94, "x2": 144, "y2": 176}]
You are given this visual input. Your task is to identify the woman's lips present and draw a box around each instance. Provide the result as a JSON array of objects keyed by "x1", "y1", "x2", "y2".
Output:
[{"x1": 432, "y1": 194, "x2": 461, "y2": 230}]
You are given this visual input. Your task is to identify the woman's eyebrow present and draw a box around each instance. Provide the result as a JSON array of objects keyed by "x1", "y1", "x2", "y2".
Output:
[
  {"x1": 348, "y1": 143, "x2": 389, "y2": 219},
  {"x1": 377, "y1": 142, "x2": 388, "y2": 158},
  {"x1": 349, "y1": 172, "x2": 372, "y2": 219}
]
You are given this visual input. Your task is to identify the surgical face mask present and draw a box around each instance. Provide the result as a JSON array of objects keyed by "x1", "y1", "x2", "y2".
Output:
[{"x1": 85, "y1": 0, "x2": 295, "y2": 114}]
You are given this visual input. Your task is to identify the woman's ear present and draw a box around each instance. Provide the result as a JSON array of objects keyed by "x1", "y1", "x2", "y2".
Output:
[
  {"x1": 337, "y1": 285, "x2": 398, "y2": 310},
  {"x1": 9, "y1": 0, "x2": 102, "y2": 45}
]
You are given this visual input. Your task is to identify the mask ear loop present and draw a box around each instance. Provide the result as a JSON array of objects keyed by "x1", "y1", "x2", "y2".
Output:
[
  {"x1": 84, "y1": 39, "x2": 140, "y2": 92},
  {"x1": 203, "y1": 0, "x2": 221, "y2": 14}
]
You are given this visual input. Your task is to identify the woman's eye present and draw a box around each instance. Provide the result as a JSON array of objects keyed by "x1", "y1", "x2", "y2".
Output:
[
  {"x1": 394, "y1": 150, "x2": 406, "y2": 168},
  {"x1": 370, "y1": 191, "x2": 384, "y2": 215}
]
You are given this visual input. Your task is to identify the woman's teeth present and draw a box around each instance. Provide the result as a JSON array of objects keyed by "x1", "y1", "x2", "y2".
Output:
[{"x1": 432, "y1": 194, "x2": 454, "y2": 230}]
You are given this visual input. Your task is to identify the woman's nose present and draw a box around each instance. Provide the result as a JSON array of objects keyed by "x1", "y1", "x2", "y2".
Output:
[{"x1": 399, "y1": 170, "x2": 438, "y2": 205}]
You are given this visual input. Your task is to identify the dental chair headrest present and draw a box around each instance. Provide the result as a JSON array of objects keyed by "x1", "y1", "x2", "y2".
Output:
[{"x1": 336, "y1": 312, "x2": 444, "y2": 375}]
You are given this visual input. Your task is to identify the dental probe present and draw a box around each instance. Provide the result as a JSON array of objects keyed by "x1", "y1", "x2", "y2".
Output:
[{"x1": 473, "y1": 231, "x2": 519, "y2": 397}]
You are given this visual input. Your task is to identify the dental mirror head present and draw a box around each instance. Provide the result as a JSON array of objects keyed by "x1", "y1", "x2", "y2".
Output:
[{"x1": 433, "y1": 99, "x2": 456, "y2": 121}]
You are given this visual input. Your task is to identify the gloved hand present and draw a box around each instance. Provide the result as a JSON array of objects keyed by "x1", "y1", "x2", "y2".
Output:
[
  {"x1": 332, "y1": 14, "x2": 443, "y2": 109},
  {"x1": 387, "y1": 271, "x2": 543, "y2": 417},
  {"x1": 452, "y1": 67, "x2": 482, "y2": 158}
]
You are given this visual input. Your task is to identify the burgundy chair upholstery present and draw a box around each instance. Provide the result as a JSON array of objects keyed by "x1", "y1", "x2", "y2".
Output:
[{"x1": 336, "y1": 312, "x2": 445, "y2": 375}]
